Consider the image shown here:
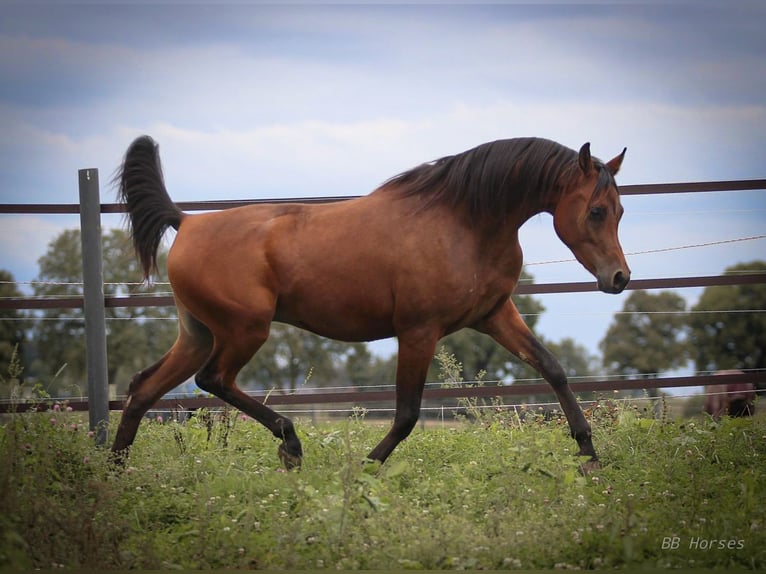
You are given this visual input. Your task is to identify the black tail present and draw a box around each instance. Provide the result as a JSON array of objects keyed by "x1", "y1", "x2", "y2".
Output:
[{"x1": 115, "y1": 136, "x2": 184, "y2": 279}]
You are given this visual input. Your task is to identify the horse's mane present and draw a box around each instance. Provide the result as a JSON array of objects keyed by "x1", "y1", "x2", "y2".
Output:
[{"x1": 379, "y1": 137, "x2": 615, "y2": 220}]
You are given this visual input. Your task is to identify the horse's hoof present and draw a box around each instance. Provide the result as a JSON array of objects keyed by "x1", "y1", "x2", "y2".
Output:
[
  {"x1": 579, "y1": 458, "x2": 600, "y2": 475},
  {"x1": 278, "y1": 442, "x2": 302, "y2": 470}
]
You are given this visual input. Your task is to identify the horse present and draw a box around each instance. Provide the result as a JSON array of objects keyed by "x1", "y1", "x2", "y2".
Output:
[
  {"x1": 704, "y1": 370, "x2": 756, "y2": 420},
  {"x1": 111, "y1": 135, "x2": 629, "y2": 472}
]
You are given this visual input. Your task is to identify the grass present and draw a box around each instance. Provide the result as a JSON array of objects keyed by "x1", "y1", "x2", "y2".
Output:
[{"x1": 1, "y1": 392, "x2": 764, "y2": 571}]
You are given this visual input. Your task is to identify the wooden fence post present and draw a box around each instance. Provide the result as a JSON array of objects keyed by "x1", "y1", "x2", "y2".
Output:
[{"x1": 78, "y1": 168, "x2": 109, "y2": 446}]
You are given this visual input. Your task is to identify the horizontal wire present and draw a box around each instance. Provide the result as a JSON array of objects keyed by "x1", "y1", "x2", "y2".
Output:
[{"x1": 525, "y1": 234, "x2": 766, "y2": 266}]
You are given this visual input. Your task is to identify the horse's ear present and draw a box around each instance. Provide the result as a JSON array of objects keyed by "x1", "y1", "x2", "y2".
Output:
[
  {"x1": 606, "y1": 147, "x2": 627, "y2": 176},
  {"x1": 578, "y1": 142, "x2": 593, "y2": 175}
]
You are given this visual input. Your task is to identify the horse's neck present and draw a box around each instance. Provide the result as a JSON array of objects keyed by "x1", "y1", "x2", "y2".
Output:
[{"x1": 510, "y1": 191, "x2": 562, "y2": 228}]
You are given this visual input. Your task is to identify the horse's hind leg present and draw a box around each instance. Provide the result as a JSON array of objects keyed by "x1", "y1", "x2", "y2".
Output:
[
  {"x1": 194, "y1": 329, "x2": 303, "y2": 469},
  {"x1": 111, "y1": 312, "x2": 212, "y2": 464}
]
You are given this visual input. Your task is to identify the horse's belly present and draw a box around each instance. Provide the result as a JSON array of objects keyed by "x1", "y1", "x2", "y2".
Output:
[{"x1": 273, "y1": 294, "x2": 396, "y2": 343}]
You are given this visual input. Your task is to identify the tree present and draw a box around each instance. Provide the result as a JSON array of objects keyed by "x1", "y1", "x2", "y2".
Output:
[
  {"x1": 600, "y1": 290, "x2": 689, "y2": 412},
  {"x1": 688, "y1": 261, "x2": 765, "y2": 379},
  {"x1": 0, "y1": 270, "x2": 27, "y2": 381},
  {"x1": 429, "y1": 269, "x2": 545, "y2": 383},
  {"x1": 30, "y1": 229, "x2": 177, "y2": 396}
]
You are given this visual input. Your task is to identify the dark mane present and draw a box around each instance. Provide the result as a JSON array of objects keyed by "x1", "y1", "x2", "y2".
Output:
[{"x1": 379, "y1": 137, "x2": 614, "y2": 220}]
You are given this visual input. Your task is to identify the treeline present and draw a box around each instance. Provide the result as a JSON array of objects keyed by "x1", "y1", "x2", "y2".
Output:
[{"x1": 1, "y1": 228, "x2": 764, "y2": 398}]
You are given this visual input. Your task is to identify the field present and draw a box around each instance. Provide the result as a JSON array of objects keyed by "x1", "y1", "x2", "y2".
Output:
[{"x1": 1, "y1": 397, "x2": 764, "y2": 570}]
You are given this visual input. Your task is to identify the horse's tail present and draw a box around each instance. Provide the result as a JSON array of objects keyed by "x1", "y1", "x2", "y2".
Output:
[{"x1": 115, "y1": 135, "x2": 185, "y2": 279}]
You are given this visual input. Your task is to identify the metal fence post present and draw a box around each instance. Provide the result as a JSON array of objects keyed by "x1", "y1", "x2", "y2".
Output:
[{"x1": 78, "y1": 168, "x2": 109, "y2": 445}]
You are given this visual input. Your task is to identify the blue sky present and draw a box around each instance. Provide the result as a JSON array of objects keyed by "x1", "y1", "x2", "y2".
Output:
[{"x1": 1, "y1": 1, "x2": 764, "y2": 377}]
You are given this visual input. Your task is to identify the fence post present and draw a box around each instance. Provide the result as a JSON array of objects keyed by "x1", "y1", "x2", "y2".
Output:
[{"x1": 78, "y1": 168, "x2": 109, "y2": 446}]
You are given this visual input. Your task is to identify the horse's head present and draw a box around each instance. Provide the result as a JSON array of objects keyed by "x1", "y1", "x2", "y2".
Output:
[{"x1": 553, "y1": 143, "x2": 630, "y2": 294}]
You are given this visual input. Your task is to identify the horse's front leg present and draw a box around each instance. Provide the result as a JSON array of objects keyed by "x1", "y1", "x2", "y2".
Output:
[{"x1": 477, "y1": 299, "x2": 599, "y2": 473}]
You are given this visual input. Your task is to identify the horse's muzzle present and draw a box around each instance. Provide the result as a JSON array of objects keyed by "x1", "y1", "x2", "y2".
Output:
[{"x1": 598, "y1": 268, "x2": 630, "y2": 294}]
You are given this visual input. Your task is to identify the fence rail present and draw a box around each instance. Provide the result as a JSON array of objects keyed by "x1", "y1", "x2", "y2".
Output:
[
  {"x1": 1, "y1": 177, "x2": 764, "y2": 420},
  {"x1": 2, "y1": 178, "x2": 765, "y2": 215}
]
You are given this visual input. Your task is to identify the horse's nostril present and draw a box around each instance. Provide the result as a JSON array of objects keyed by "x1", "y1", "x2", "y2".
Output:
[{"x1": 612, "y1": 270, "x2": 629, "y2": 291}]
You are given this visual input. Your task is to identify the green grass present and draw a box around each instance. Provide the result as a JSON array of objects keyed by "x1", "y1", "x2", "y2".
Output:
[{"x1": 1, "y1": 399, "x2": 764, "y2": 570}]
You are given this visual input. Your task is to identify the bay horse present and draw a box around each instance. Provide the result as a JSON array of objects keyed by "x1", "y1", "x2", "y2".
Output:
[{"x1": 112, "y1": 136, "x2": 629, "y2": 472}]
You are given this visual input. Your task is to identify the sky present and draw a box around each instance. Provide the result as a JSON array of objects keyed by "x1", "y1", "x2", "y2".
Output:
[{"x1": 0, "y1": 1, "x2": 764, "y2": 386}]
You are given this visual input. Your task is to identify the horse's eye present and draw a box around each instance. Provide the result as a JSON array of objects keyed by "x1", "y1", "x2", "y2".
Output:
[{"x1": 589, "y1": 206, "x2": 606, "y2": 221}]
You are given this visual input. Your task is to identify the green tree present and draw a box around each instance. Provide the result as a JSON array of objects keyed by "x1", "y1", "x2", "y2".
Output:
[
  {"x1": 430, "y1": 269, "x2": 545, "y2": 383},
  {"x1": 688, "y1": 260, "x2": 765, "y2": 377},
  {"x1": 0, "y1": 270, "x2": 27, "y2": 382},
  {"x1": 30, "y1": 229, "x2": 177, "y2": 396},
  {"x1": 600, "y1": 290, "x2": 689, "y2": 411}
]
